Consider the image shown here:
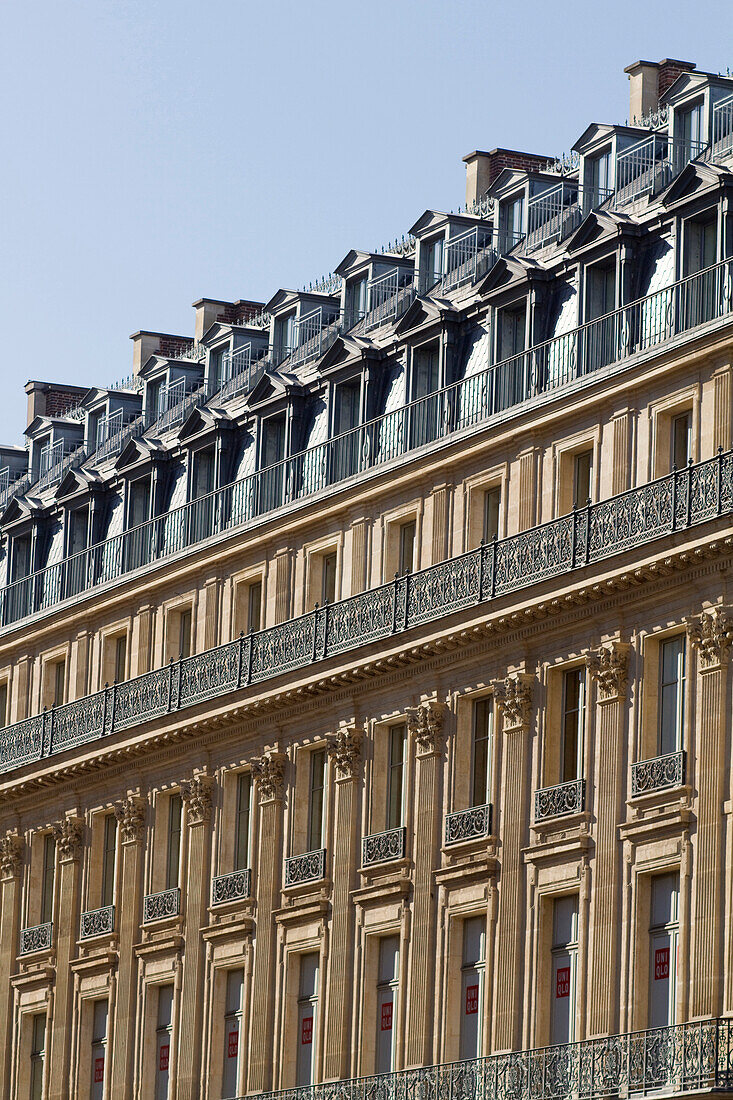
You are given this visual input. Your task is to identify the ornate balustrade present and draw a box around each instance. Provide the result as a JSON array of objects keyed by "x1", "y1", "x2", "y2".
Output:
[
  {"x1": 211, "y1": 868, "x2": 252, "y2": 906},
  {"x1": 80, "y1": 905, "x2": 115, "y2": 939},
  {"x1": 534, "y1": 778, "x2": 585, "y2": 822},
  {"x1": 142, "y1": 887, "x2": 180, "y2": 924},
  {"x1": 0, "y1": 449, "x2": 731, "y2": 778},
  {"x1": 19, "y1": 922, "x2": 53, "y2": 955},
  {"x1": 284, "y1": 848, "x2": 327, "y2": 887},
  {"x1": 631, "y1": 750, "x2": 685, "y2": 797},
  {"x1": 236, "y1": 1018, "x2": 733, "y2": 1100},
  {"x1": 362, "y1": 827, "x2": 406, "y2": 867},
  {"x1": 445, "y1": 803, "x2": 492, "y2": 845}
]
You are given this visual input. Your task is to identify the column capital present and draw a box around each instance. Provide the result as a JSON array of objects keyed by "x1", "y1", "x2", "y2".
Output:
[
  {"x1": 326, "y1": 726, "x2": 363, "y2": 778},
  {"x1": 181, "y1": 773, "x2": 215, "y2": 825},
  {"x1": 687, "y1": 607, "x2": 733, "y2": 669},
  {"x1": 493, "y1": 673, "x2": 534, "y2": 734},
  {"x1": 53, "y1": 816, "x2": 85, "y2": 863},
  {"x1": 0, "y1": 831, "x2": 23, "y2": 880},
  {"x1": 406, "y1": 701, "x2": 445, "y2": 755},
  {"x1": 114, "y1": 794, "x2": 147, "y2": 844},
  {"x1": 252, "y1": 751, "x2": 287, "y2": 803},
  {"x1": 587, "y1": 641, "x2": 630, "y2": 700}
]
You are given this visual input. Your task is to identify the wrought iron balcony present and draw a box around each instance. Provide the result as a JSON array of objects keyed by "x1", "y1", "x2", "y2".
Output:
[
  {"x1": 362, "y1": 827, "x2": 406, "y2": 867},
  {"x1": 3, "y1": 255, "x2": 733, "y2": 635},
  {"x1": 445, "y1": 803, "x2": 492, "y2": 845},
  {"x1": 80, "y1": 905, "x2": 115, "y2": 939},
  {"x1": 631, "y1": 750, "x2": 685, "y2": 797},
  {"x1": 211, "y1": 868, "x2": 252, "y2": 906},
  {"x1": 284, "y1": 848, "x2": 327, "y2": 887},
  {"x1": 534, "y1": 778, "x2": 585, "y2": 822},
  {"x1": 525, "y1": 182, "x2": 613, "y2": 251},
  {"x1": 440, "y1": 225, "x2": 522, "y2": 292},
  {"x1": 712, "y1": 93, "x2": 733, "y2": 160},
  {"x1": 231, "y1": 1017, "x2": 733, "y2": 1100},
  {"x1": 614, "y1": 133, "x2": 706, "y2": 206},
  {"x1": 0, "y1": 446, "x2": 731, "y2": 778},
  {"x1": 19, "y1": 922, "x2": 53, "y2": 955},
  {"x1": 142, "y1": 887, "x2": 180, "y2": 924},
  {"x1": 362, "y1": 268, "x2": 415, "y2": 332}
]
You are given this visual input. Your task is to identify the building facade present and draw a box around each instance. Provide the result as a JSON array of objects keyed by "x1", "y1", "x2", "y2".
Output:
[{"x1": 1, "y1": 55, "x2": 733, "y2": 1100}]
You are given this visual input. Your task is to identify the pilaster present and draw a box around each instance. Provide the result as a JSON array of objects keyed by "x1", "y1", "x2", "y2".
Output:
[
  {"x1": 131, "y1": 605, "x2": 154, "y2": 676},
  {"x1": 349, "y1": 519, "x2": 369, "y2": 595},
  {"x1": 48, "y1": 815, "x2": 84, "y2": 1100},
  {"x1": 110, "y1": 794, "x2": 146, "y2": 1100},
  {"x1": 429, "y1": 485, "x2": 450, "y2": 564},
  {"x1": 274, "y1": 551, "x2": 292, "y2": 624},
  {"x1": 0, "y1": 832, "x2": 23, "y2": 1096}
]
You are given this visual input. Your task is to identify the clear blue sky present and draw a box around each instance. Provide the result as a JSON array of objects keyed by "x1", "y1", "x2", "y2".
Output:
[{"x1": 0, "y1": 0, "x2": 729, "y2": 445}]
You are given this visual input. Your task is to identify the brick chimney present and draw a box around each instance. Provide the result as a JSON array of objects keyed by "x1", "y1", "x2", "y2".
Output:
[
  {"x1": 24, "y1": 381, "x2": 88, "y2": 429},
  {"x1": 625, "y1": 58, "x2": 696, "y2": 123},
  {"x1": 192, "y1": 298, "x2": 266, "y2": 341},
  {"x1": 130, "y1": 331, "x2": 193, "y2": 375},
  {"x1": 463, "y1": 148, "x2": 551, "y2": 205}
]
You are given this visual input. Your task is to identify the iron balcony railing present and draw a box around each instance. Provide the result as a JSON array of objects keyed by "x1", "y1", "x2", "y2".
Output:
[
  {"x1": 80, "y1": 905, "x2": 115, "y2": 939},
  {"x1": 142, "y1": 887, "x2": 181, "y2": 923},
  {"x1": 211, "y1": 868, "x2": 252, "y2": 906},
  {"x1": 614, "y1": 134, "x2": 706, "y2": 206},
  {"x1": 216, "y1": 345, "x2": 269, "y2": 402},
  {"x1": 0, "y1": 448, "x2": 731, "y2": 776},
  {"x1": 284, "y1": 848, "x2": 327, "y2": 887},
  {"x1": 440, "y1": 226, "x2": 523, "y2": 292},
  {"x1": 534, "y1": 779, "x2": 586, "y2": 822},
  {"x1": 712, "y1": 93, "x2": 733, "y2": 159},
  {"x1": 631, "y1": 750, "x2": 686, "y2": 797},
  {"x1": 525, "y1": 183, "x2": 614, "y2": 251},
  {"x1": 363, "y1": 268, "x2": 416, "y2": 331},
  {"x1": 19, "y1": 922, "x2": 53, "y2": 955},
  {"x1": 233, "y1": 1018, "x2": 733, "y2": 1100},
  {"x1": 444, "y1": 803, "x2": 492, "y2": 845},
  {"x1": 1, "y1": 255, "x2": 732, "y2": 632},
  {"x1": 362, "y1": 827, "x2": 406, "y2": 867}
]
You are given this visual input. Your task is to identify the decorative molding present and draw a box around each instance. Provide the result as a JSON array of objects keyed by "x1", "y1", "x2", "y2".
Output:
[
  {"x1": 326, "y1": 726, "x2": 362, "y2": 777},
  {"x1": 494, "y1": 674, "x2": 533, "y2": 733},
  {"x1": 405, "y1": 701, "x2": 445, "y2": 754},
  {"x1": 53, "y1": 816, "x2": 84, "y2": 862},
  {"x1": 114, "y1": 795, "x2": 147, "y2": 844},
  {"x1": 252, "y1": 752, "x2": 287, "y2": 802},
  {"x1": 587, "y1": 641, "x2": 630, "y2": 699},
  {"x1": 0, "y1": 832, "x2": 23, "y2": 879},
  {"x1": 180, "y1": 774, "x2": 214, "y2": 825},
  {"x1": 687, "y1": 607, "x2": 733, "y2": 668}
]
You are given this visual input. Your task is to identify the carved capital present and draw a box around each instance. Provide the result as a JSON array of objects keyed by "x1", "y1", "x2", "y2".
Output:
[
  {"x1": 587, "y1": 642, "x2": 630, "y2": 700},
  {"x1": 53, "y1": 816, "x2": 84, "y2": 862},
  {"x1": 252, "y1": 752, "x2": 287, "y2": 803},
  {"x1": 494, "y1": 675, "x2": 533, "y2": 733},
  {"x1": 181, "y1": 774, "x2": 215, "y2": 825},
  {"x1": 0, "y1": 832, "x2": 23, "y2": 880},
  {"x1": 405, "y1": 701, "x2": 445, "y2": 754},
  {"x1": 687, "y1": 608, "x2": 733, "y2": 669},
  {"x1": 326, "y1": 727, "x2": 362, "y2": 777},
  {"x1": 113, "y1": 796, "x2": 147, "y2": 844}
]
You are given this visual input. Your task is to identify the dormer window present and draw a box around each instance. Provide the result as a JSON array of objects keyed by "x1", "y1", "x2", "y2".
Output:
[
  {"x1": 334, "y1": 380, "x2": 360, "y2": 435},
  {"x1": 498, "y1": 304, "x2": 526, "y2": 360},
  {"x1": 586, "y1": 148, "x2": 612, "y2": 206},
  {"x1": 67, "y1": 506, "x2": 89, "y2": 557},
  {"x1": 345, "y1": 277, "x2": 368, "y2": 328},
  {"x1": 209, "y1": 347, "x2": 228, "y2": 393},
  {"x1": 586, "y1": 261, "x2": 616, "y2": 321},
  {"x1": 191, "y1": 447, "x2": 215, "y2": 500},
  {"x1": 678, "y1": 100, "x2": 705, "y2": 152},
  {"x1": 684, "y1": 214, "x2": 717, "y2": 275},
  {"x1": 500, "y1": 196, "x2": 524, "y2": 249},
  {"x1": 146, "y1": 379, "x2": 164, "y2": 422},
  {"x1": 421, "y1": 237, "x2": 444, "y2": 293},
  {"x1": 262, "y1": 415, "x2": 286, "y2": 467},
  {"x1": 128, "y1": 476, "x2": 151, "y2": 528},
  {"x1": 273, "y1": 313, "x2": 295, "y2": 363}
]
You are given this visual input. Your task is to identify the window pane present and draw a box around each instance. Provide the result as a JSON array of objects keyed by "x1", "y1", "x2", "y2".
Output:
[
  {"x1": 101, "y1": 814, "x2": 117, "y2": 908},
  {"x1": 659, "y1": 638, "x2": 685, "y2": 755},
  {"x1": 483, "y1": 488, "x2": 501, "y2": 543},
  {"x1": 387, "y1": 726, "x2": 405, "y2": 829},
  {"x1": 399, "y1": 522, "x2": 416, "y2": 575},
  {"x1": 234, "y1": 774, "x2": 251, "y2": 870},
  {"x1": 472, "y1": 699, "x2": 493, "y2": 806},
  {"x1": 41, "y1": 834, "x2": 56, "y2": 924},
  {"x1": 247, "y1": 582, "x2": 262, "y2": 633},
  {"x1": 308, "y1": 750, "x2": 326, "y2": 852},
  {"x1": 166, "y1": 794, "x2": 182, "y2": 890},
  {"x1": 562, "y1": 669, "x2": 585, "y2": 782}
]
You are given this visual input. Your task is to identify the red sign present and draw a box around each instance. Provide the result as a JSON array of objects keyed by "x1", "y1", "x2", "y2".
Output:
[
  {"x1": 159, "y1": 1043, "x2": 169, "y2": 1071},
  {"x1": 556, "y1": 966, "x2": 570, "y2": 999},
  {"x1": 381, "y1": 1001, "x2": 393, "y2": 1031},
  {"x1": 465, "y1": 984, "x2": 479, "y2": 1015},
  {"x1": 94, "y1": 1056, "x2": 104, "y2": 1083},
  {"x1": 655, "y1": 947, "x2": 670, "y2": 980},
  {"x1": 227, "y1": 1027, "x2": 239, "y2": 1058},
  {"x1": 301, "y1": 1016, "x2": 313, "y2": 1045}
]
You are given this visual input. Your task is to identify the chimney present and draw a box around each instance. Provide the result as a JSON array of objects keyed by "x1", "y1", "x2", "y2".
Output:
[
  {"x1": 625, "y1": 58, "x2": 696, "y2": 123},
  {"x1": 192, "y1": 298, "x2": 233, "y2": 342},
  {"x1": 463, "y1": 148, "x2": 551, "y2": 205},
  {"x1": 24, "y1": 381, "x2": 88, "y2": 430}
]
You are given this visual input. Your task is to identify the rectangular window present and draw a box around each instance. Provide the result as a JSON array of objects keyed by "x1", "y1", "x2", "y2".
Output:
[
  {"x1": 192, "y1": 448, "x2": 215, "y2": 499},
  {"x1": 460, "y1": 917, "x2": 486, "y2": 1060},
  {"x1": 551, "y1": 895, "x2": 579, "y2": 1045},
  {"x1": 114, "y1": 635, "x2": 127, "y2": 685},
  {"x1": 387, "y1": 726, "x2": 405, "y2": 830},
  {"x1": 471, "y1": 699, "x2": 493, "y2": 807},
  {"x1": 398, "y1": 521, "x2": 416, "y2": 576},
  {"x1": 587, "y1": 149, "x2": 611, "y2": 203},
  {"x1": 308, "y1": 750, "x2": 326, "y2": 852},
  {"x1": 649, "y1": 872, "x2": 679, "y2": 1027},
  {"x1": 274, "y1": 313, "x2": 295, "y2": 361},
  {"x1": 234, "y1": 773, "x2": 251, "y2": 871},
  {"x1": 40, "y1": 833, "x2": 55, "y2": 925},
  {"x1": 346, "y1": 277, "x2": 367, "y2": 327},
  {"x1": 672, "y1": 412, "x2": 692, "y2": 470},
  {"x1": 246, "y1": 581, "x2": 262, "y2": 634},
  {"x1": 178, "y1": 609, "x2": 192, "y2": 660},
  {"x1": 263, "y1": 415, "x2": 286, "y2": 467},
  {"x1": 679, "y1": 102, "x2": 704, "y2": 149},
  {"x1": 412, "y1": 346, "x2": 440, "y2": 400},
  {"x1": 573, "y1": 450, "x2": 593, "y2": 508},
  {"x1": 586, "y1": 264, "x2": 616, "y2": 321},
  {"x1": 52, "y1": 660, "x2": 66, "y2": 708},
  {"x1": 483, "y1": 487, "x2": 501, "y2": 544},
  {"x1": 222, "y1": 970, "x2": 244, "y2": 1097},
  {"x1": 659, "y1": 637, "x2": 685, "y2": 756},
  {"x1": 0, "y1": 681, "x2": 7, "y2": 729},
  {"x1": 101, "y1": 814, "x2": 117, "y2": 909},
  {"x1": 155, "y1": 985, "x2": 174, "y2": 1100},
  {"x1": 685, "y1": 217, "x2": 717, "y2": 276},
  {"x1": 499, "y1": 305, "x2": 526, "y2": 360},
  {"x1": 30, "y1": 1013, "x2": 46, "y2": 1100},
  {"x1": 129, "y1": 476, "x2": 151, "y2": 528},
  {"x1": 209, "y1": 347, "x2": 227, "y2": 392},
  {"x1": 334, "y1": 381, "x2": 360, "y2": 434},
  {"x1": 69, "y1": 506, "x2": 89, "y2": 556},
  {"x1": 422, "y1": 237, "x2": 444, "y2": 291},
  {"x1": 561, "y1": 668, "x2": 585, "y2": 783},
  {"x1": 166, "y1": 794, "x2": 182, "y2": 891},
  {"x1": 376, "y1": 936, "x2": 400, "y2": 1074},
  {"x1": 500, "y1": 195, "x2": 524, "y2": 246},
  {"x1": 321, "y1": 552, "x2": 337, "y2": 606},
  {"x1": 90, "y1": 1000, "x2": 108, "y2": 1100},
  {"x1": 297, "y1": 954, "x2": 319, "y2": 1086}
]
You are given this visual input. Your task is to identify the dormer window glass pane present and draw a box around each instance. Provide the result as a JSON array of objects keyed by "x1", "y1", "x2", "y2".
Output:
[
  {"x1": 334, "y1": 382, "x2": 360, "y2": 435},
  {"x1": 684, "y1": 217, "x2": 717, "y2": 276},
  {"x1": 500, "y1": 196, "x2": 524, "y2": 246},
  {"x1": 129, "y1": 477, "x2": 151, "y2": 528},
  {"x1": 412, "y1": 346, "x2": 439, "y2": 400},
  {"x1": 147, "y1": 379, "x2": 163, "y2": 421},
  {"x1": 499, "y1": 306, "x2": 526, "y2": 360},
  {"x1": 679, "y1": 102, "x2": 704, "y2": 151},
  {"x1": 263, "y1": 416, "x2": 286, "y2": 467},
  {"x1": 274, "y1": 314, "x2": 294, "y2": 361},
  {"x1": 13, "y1": 536, "x2": 31, "y2": 581},
  {"x1": 346, "y1": 277, "x2": 368, "y2": 326},
  {"x1": 422, "y1": 237, "x2": 443, "y2": 290},
  {"x1": 192, "y1": 448, "x2": 215, "y2": 499},
  {"x1": 586, "y1": 264, "x2": 616, "y2": 321},
  {"x1": 210, "y1": 347, "x2": 226, "y2": 391},
  {"x1": 68, "y1": 507, "x2": 89, "y2": 556},
  {"x1": 587, "y1": 150, "x2": 611, "y2": 203}
]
